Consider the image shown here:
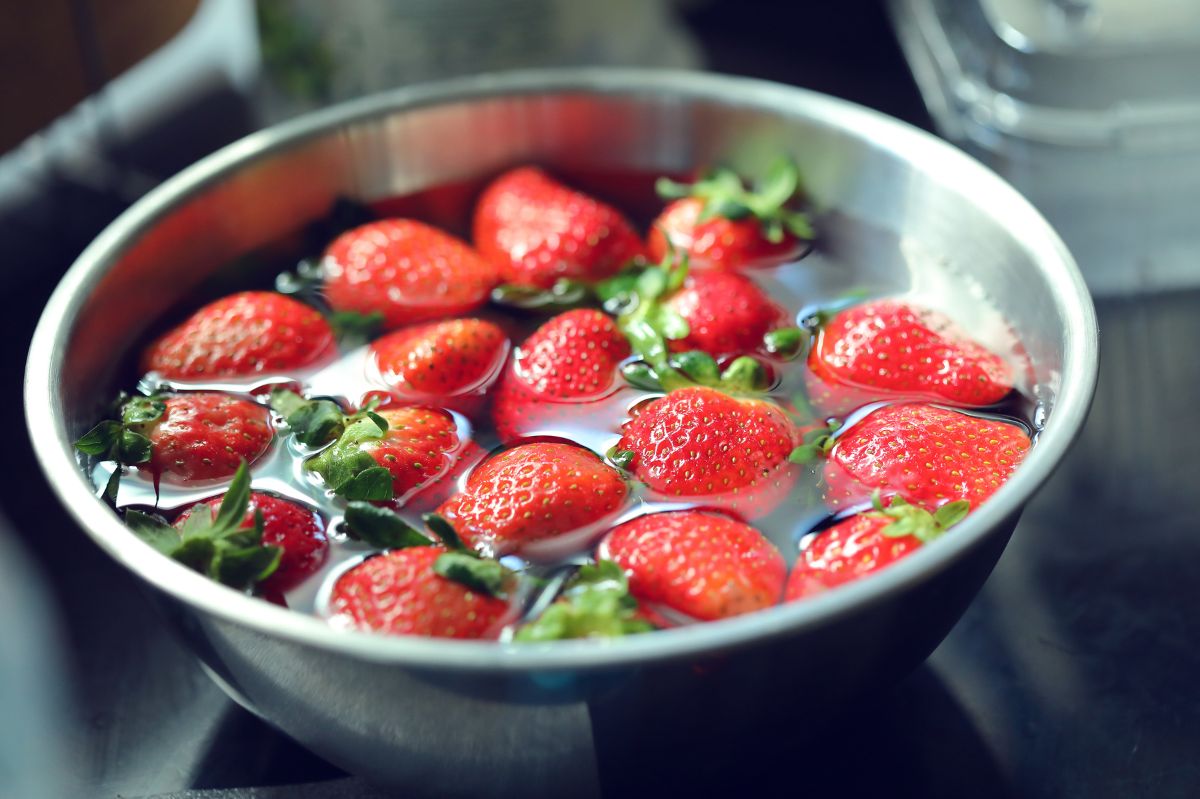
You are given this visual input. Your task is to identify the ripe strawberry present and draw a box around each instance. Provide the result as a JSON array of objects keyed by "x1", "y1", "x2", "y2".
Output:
[
  {"x1": 615, "y1": 387, "x2": 799, "y2": 518},
  {"x1": 322, "y1": 219, "x2": 499, "y2": 329},
  {"x1": 371, "y1": 318, "x2": 509, "y2": 408},
  {"x1": 823, "y1": 403, "x2": 1031, "y2": 511},
  {"x1": 436, "y1": 442, "x2": 628, "y2": 556},
  {"x1": 786, "y1": 495, "x2": 969, "y2": 600},
  {"x1": 491, "y1": 308, "x2": 631, "y2": 442},
  {"x1": 599, "y1": 510, "x2": 785, "y2": 621},
  {"x1": 142, "y1": 291, "x2": 335, "y2": 379},
  {"x1": 805, "y1": 299, "x2": 1014, "y2": 416},
  {"x1": 139, "y1": 393, "x2": 272, "y2": 483},
  {"x1": 329, "y1": 546, "x2": 510, "y2": 638},
  {"x1": 175, "y1": 492, "x2": 328, "y2": 594},
  {"x1": 308, "y1": 406, "x2": 466, "y2": 505},
  {"x1": 648, "y1": 161, "x2": 814, "y2": 271},
  {"x1": 473, "y1": 166, "x2": 645, "y2": 289},
  {"x1": 664, "y1": 271, "x2": 783, "y2": 356}
]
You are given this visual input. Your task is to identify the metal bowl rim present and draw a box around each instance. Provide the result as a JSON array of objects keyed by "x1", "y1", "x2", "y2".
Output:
[{"x1": 24, "y1": 68, "x2": 1099, "y2": 672}]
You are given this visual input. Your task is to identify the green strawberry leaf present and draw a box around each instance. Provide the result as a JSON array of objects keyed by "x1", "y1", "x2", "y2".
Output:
[
  {"x1": 719, "y1": 356, "x2": 769, "y2": 392},
  {"x1": 75, "y1": 421, "x2": 122, "y2": 457},
  {"x1": 270, "y1": 389, "x2": 347, "y2": 448},
  {"x1": 121, "y1": 396, "x2": 165, "y2": 425},
  {"x1": 329, "y1": 310, "x2": 384, "y2": 346},
  {"x1": 422, "y1": 513, "x2": 467, "y2": 552},
  {"x1": 670, "y1": 351, "x2": 719, "y2": 383},
  {"x1": 606, "y1": 447, "x2": 636, "y2": 471},
  {"x1": 124, "y1": 509, "x2": 181, "y2": 555},
  {"x1": 620, "y1": 361, "x2": 663, "y2": 391},
  {"x1": 213, "y1": 543, "x2": 283, "y2": 590},
  {"x1": 933, "y1": 500, "x2": 971, "y2": 530},
  {"x1": 433, "y1": 552, "x2": 508, "y2": 596},
  {"x1": 515, "y1": 560, "x2": 654, "y2": 641},
  {"x1": 306, "y1": 414, "x2": 394, "y2": 501},
  {"x1": 173, "y1": 536, "x2": 218, "y2": 574},
  {"x1": 788, "y1": 444, "x2": 821, "y2": 464},
  {"x1": 344, "y1": 502, "x2": 433, "y2": 549},
  {"x1": 101, "y1": 468, "x2": 121, "y2": 504},
  {"x1": 763, "y1": 327, "x2": 809, "y2": 360},
  {"x1": 116, "y1": 429, "x2": 153, "y2": 464},
  {"x1": 336, "y1": 466, "x2": 394, "y2": 501},
  {"x1": 212, "y1": 461, "x2": 253, "y2": 533}
]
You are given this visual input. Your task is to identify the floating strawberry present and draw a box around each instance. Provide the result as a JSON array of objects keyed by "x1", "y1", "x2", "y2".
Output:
[
  {"x1": 122, "y1": 462, "x2": 282, "y2": 590},
  {"x1": 304, "y1": 403, "x2": 465, "y2": 504},
  {"x1": 142, "y1": 291, "x2": 335, "y2": 380},
  {"x1": 823, "y1": 403, "x2": 1031, "y2": 511},
  {"x1": 614, "y1": 387, "x2": 799, "y2": 518},
  {"x1": 490, "y1": 309, "x2": 630, "y2": 442},
  {"x1": 474, "y1": 166, "x2": 645, "y2": 291},
  {"x1": 515, "y1": 560, "x2": 654, "y2": 641},
  {"x1": 805, "y1": 299, "x2": 1014, "y2": 416},
  {"x1": 599, "y1": 510, "x2": 786, "y2": 621},
  {"x1": 663, "y1": 270, "x2": 783, "y2": 357},
  {"x1": 436, "y1": 442, "x2": 628, "y2": 556},
  {"x1": 322, "y1": 219, "x2": 499, "y2": 329},
  {"x1": 786, "y1": 493, "x2": 969, "y2": 600},
  {"x1": 330, "y1": 546, "x2": 512, "y2": 639},
  {"x1": 175, "y1": 491, "x2": 328, "y2": 594},
  {"x1": 648, "y1": 160, "x2": 814, "y2": 270},
  {"x1": 370, "y1": 318, "x2": 509, "y2": 412}
]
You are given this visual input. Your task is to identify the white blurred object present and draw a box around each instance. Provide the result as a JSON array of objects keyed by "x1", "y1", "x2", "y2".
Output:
[
  {"x1": 258, "y1": 0, "x2": 702, "y2": 118},
  {"x1": 890, "y1": 0, "x2": 1200, "y2": 296}
]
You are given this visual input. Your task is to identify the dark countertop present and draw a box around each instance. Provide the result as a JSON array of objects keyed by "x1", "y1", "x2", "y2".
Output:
[{"x1": 6, "y1": 3, "x2": 1199, "y2": 797}]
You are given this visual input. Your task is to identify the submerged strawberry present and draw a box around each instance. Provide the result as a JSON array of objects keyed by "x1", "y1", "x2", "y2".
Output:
[
  {"x1": 323, "y1": 219, "x2": 499, "y2": 329},
  {"x1": 664, "y1": 270, "x2": 783, "y2": 357},
  {"x1": 143, "y1": 291, "x2": 335, "y2": 379},
  {"x1": 805, "y1": 299, "x2": 1014, "y2": 415},
  {"x1": 648, "y1": 160, "x2": 814, "y2": 271},
  {"x1": 436, "y1": 442, "x2": 628, "y2": 556},
  {"x1": 175, "y1": 492, "x2": 328, "y2": 594},
  {"x1": 786, "y1": 494, "x2": 969, "y2": 600},
  {"x1": 490, "y1": 308, "x2": 631, "y2": 441},
  {"x1": 615, "y1": 387, "x2": 799, "y2": 518},
  {"x1": 474, "y1": 166, "x2": 645, "y2": 289},
  {"x1": 330, "y1": 546, "x2": 511, "y2": 639},
  {"x1": 823, "y1": 403, "x2": 1031, "y2": 511},
  {"x1": 600, "y1": 510, "x2": 786, "y2": 621},
  {"x1": 371, "y1": 318, "x2": 508, "y2": 408}
]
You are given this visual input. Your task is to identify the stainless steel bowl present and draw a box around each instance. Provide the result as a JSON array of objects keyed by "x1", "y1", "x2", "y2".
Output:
[{"x1": 25, "y1": 70, "x2": 1097, "y2": 797}]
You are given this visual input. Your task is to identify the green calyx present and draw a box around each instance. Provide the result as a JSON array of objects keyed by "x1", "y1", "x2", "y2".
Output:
[
  {"x1": 123, "y1": 461, "x2": 282, "y2": 591},
  {"x1": 301, "y1": 399, "x2": 394, "y2": 501},
  {"x1": 342, "y1": 502, "x2": 434, "y2": 549},
  {"x1": 870, "y1": 492, "x2": 971, "y2": 544},
  {"x1": 270, "y1": 388, "x2": 348, "y2": 448},
  {"x1": 763, "y1": 326, "x2": 809, "y2": 360},
  {"x1": 75, "y1": 393, "x2": 166, "y2": 499},
  {"x1": 787, "y1": 419, "x2": 843, "y2": 464},
  {"x1": 329, "y1": 310, "x2": 384, "y2": 347},
  {"x1": 515, "y1": 560, "x2": 654, "y2": 642},
  {"x1": 656, "y1": 159, "x2": 814, "y2": 244},
  {"x1": 491, "y1": 278, "x2": 591, "y2": 312}
]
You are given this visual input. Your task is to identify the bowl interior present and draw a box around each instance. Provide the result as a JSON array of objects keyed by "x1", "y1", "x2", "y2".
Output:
[{"x1": 31, "y1": 70, "x2": 1097, "y2": 669}]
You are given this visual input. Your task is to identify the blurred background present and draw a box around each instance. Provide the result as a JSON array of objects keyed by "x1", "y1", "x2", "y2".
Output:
[{"x1": 2, "y1": 1, "x2": 1198, "y2": 797}]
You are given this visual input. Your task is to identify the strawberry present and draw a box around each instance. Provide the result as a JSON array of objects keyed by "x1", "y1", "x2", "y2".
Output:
[
  {"x1": 370, "y1": 318, "x2": 509, "y2": 407},
  {"x1": 786, "y1": 494, "x2": 969, "y2": 600},
  {"x1": 663, "y1": 270, "x2": 783, "y2": 357},
  {"x1": 615, "y1": 387, "x2": 799, "y2": 518},
  {"x1": 322, "y1": 219, "x2": 499, "y2": 329},
  {"x1": 598, "y1": 510, "x2": 786, "y2": 621},
  {"x1": 306, "y1": 405, "x2": 466, "y2": 505},
  {"x1": 490, "y1": 308, "x2": 631, "y2": 442},
  {"x1": 436, "y1": 442, "x2": 628, "y2": 556},
  {"x1": 805, "y1": 299, "x2": 1014, "y2": 416},
  {"x1": 823, "y1": 403, "x2": 1031, "y2": 511},
  {"x1": 648, "y1": 160, "x2": 814, "y2": 271},
  {"x1": 175, "y1": 491, "x2": 328, "y2": 594},
  {"x1": 473, "y1": 166, "x2": 645, "y2": 289},
  {"x1": 142, "y1": 291, "x2": 335, "y2": 380},
  {"x1": 329, "y1": 546, "x2": 510, "y2": 639}
]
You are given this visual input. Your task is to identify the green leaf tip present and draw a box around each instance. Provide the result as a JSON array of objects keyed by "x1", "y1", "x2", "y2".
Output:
[
  {"x1": 434, "y1": 552, "x2": 509, "y2": 597},
  {"x1": 344, "y1": 502, "x2": 433, "y2": 549}
]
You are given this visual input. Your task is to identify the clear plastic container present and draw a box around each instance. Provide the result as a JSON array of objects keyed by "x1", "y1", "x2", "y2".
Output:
[{"x1": 890, "y1": 0, "x2": 1200, "y2": 295}]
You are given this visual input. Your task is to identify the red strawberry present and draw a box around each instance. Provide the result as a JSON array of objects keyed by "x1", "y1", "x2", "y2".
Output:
[
  {"x1": 143, "y1": 291, "x2": 335, "y2": 379},
  {"x1": 142, "y1": 393, "x2": 272, "y2": 483},
  {"x1": 823, "y1": 403, "x2": 1031, "y2": 511},
  {"x1": 805, "y1": 299, "x2": 1014, "y2": 416},
  {"x1": 785, "y1": 496, "x2": 969, "y2": 600},
  {"x1": 615, "y1": 387, "x2": 799, "y2": 518},
  {"x1": 175, "y1": 492, "x2": 328, "y2": 594},
  {"x1": 370, "y1": 318, "x2": 509, "y2": 409},
  {"x1": 308, "y1": 406, "x2": 467, "y2": 505},
  {"x1": 436, "y1": 442, "x2": 628, "y2": 556},
  {"x1": 322, "y1": 219, "x2": 499, "y2": 329},
  {"x1": 473, "y1": 166, "x2": 645, "y2": 289},
  {"x1": 491, "y1": 309, "x2": 631, "y2": 442},
  {"x1": 599, "y1": 510, "x2": 785, "y2": 621},
  {"x1": 648, "y1": 161, "x2": 813, "y2": 271},
  {"x1": 664, "y1": 271, "x2": 783, "y2": 356},
  {"x1": 329, "y1": 546, "x2": 510, "y2": 638}
]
